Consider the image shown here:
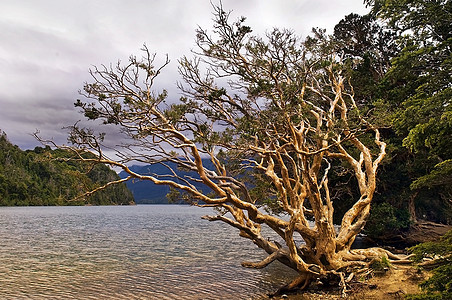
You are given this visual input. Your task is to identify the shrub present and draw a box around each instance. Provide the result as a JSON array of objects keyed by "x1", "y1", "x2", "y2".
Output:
[{"x1": 406, "y1": 230, "x2": 452, "y2": 300}]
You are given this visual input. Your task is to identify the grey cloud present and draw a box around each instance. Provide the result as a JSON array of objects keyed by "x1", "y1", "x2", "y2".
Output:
[{"x1": 0, "y1": 0, "x2": 368, "y2": 150}]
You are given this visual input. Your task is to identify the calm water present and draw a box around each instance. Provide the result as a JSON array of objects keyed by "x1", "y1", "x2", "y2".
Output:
[{"x1": 0, "y1": 205, "x2": 297, "y2": 299}]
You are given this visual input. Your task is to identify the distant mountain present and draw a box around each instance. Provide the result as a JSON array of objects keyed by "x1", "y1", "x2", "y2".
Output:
[
  {"x1": 0, "y1": 129, "x2": 134, "y2": 206},
  {"x1": 119, "y1": 161, "x2": 214, "y2": 204}
]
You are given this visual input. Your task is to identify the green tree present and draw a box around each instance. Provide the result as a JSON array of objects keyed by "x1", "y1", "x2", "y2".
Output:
[
  {"x1": 333, "y1": 12, "x2": 399, "y2": 104},
  {"x1": 365, "y1": 0, "x2": 452, "y2": 225},
  {"x1": 407, "y1": 229, "x2": 452, "y2": 300}
]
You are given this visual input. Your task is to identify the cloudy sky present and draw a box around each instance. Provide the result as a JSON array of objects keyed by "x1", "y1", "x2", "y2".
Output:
[{"x1": 0, "y1": 0, "x2": 369, "y2": 150}]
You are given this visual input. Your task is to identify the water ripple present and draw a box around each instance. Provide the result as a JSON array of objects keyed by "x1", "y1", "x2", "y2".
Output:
[{"x1": 0, "y1": 205, "x2": 297, "y2": 299}]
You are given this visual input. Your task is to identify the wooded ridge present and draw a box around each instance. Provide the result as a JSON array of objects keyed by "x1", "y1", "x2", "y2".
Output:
[{"x1": 0, "y1": 130, "x2": 133, "y2": 206}]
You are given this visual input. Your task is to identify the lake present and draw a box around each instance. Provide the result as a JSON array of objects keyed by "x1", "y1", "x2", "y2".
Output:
[{"x1": 0, "y1": 205, "x2": 297, "y2": 299}]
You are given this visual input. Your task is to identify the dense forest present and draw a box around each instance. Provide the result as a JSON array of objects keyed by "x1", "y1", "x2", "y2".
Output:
[
  {"x1": 325, "y1": 0, "x2": 452, "y2": 243},
  {"x1": 0, "y1": 130, "x2": 134, "y2": 206}
]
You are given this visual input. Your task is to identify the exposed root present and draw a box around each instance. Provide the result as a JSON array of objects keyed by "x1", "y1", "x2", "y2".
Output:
[
  {"x1": 339, "y1": 272, "x2": 347, "y2": 298},
  {"x1": 351, "y1": 247, "x2": 414, "y2": 264},
  {"x1": 263, "y1": 246, "x2": 415, "y2": 298},
  {"x1": 345, "y1": 272, "x2": 354, "y2": 283},
  {"x1": 323, "y1": 270, "x2": 349, "y2": 297},
  {"x1": 390, "y1": 259, "x2": 414, "y2": 264},
  {"x1": 355, "y1": 267, "x2": 373, "y2": 278},
  {"x1": 269, "y1": 273, "x2": 312, "y2": 298},
  {"x1": 418, "y1": 258, "x2": 446, "y2": 270},
  {"x1": 241, "y1": 250, "x2": 282, "y2": 269}
]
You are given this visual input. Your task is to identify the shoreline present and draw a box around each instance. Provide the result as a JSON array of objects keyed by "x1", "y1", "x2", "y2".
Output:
[{"x1": 272, "y1": 264, "x2": 426, "y2": 300}]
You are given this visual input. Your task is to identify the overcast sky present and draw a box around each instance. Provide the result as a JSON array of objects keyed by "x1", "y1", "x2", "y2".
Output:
[{"x1": 0, "y1": 0, "x2": 369, "y2": 150}]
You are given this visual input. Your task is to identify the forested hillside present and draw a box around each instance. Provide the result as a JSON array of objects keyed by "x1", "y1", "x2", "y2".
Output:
[
  {"x1": 0, "y1": 130, "x2": 134, "y2": 206},
  {"x1": 327, "y1": 1, "x2": 452, "y2": 242}
]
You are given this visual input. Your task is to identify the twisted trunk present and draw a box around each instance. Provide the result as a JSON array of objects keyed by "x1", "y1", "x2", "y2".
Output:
[{"x1": 40, "y1": 11, "x2": 403, "y2": 296}]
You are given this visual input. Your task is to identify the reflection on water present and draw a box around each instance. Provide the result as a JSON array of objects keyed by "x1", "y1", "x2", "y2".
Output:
[{"x1": 0, "y1": 205, "x2": 296, "y2": 299}]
